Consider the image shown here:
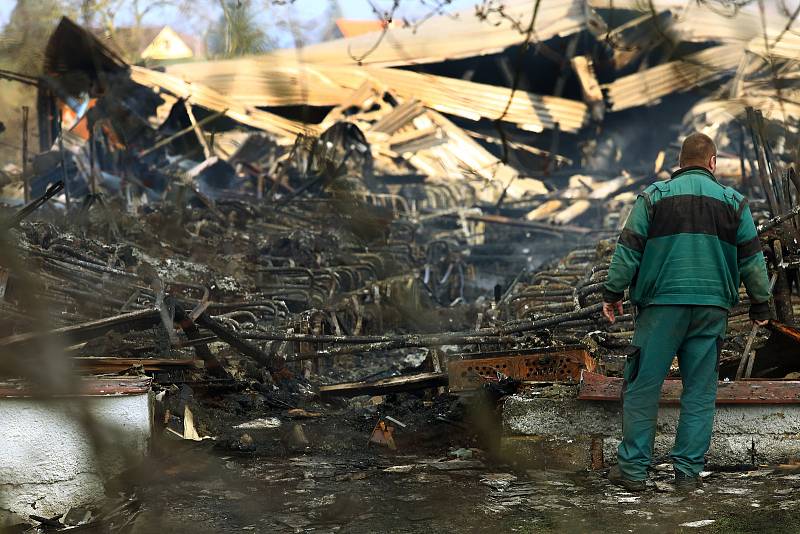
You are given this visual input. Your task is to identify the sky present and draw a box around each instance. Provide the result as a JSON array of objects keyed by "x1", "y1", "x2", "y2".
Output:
[
  {"x1": 6, "y1": 0, "x2": 792, "y2": 52},
  {"x1": 0, "y1": 0, "x2": 479, "y2": 48},
  {"x1": 268, "y1": 0, "x2": 479, "y2": 47},
  {"x1": 309, "y1": 0, "x2": 476, "y2": 20}
]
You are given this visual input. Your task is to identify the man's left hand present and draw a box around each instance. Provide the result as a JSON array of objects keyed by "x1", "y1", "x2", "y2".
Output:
[{"x1": 603, "y1": 301, "x2": 624, "y2": 324}]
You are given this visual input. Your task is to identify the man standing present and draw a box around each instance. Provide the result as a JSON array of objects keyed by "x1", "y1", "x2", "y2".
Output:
[{"x1": 602, "y1": 132, "x2": 772, "y2": 491}]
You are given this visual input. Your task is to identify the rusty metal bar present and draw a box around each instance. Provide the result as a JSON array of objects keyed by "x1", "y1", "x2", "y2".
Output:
[{"x1": 579, "y1": 371, "x2": 800, "y2": 404}]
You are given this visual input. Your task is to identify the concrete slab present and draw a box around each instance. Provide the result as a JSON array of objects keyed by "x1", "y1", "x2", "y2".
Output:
[
  {"x1": 0, "y1": 380, "x2": 152, "y2": 520},
  {"x1": 503, "y1": 394, "x2": 800, "y2": 468}
]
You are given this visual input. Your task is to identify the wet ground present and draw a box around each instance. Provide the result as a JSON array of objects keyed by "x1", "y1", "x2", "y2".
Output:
[{"x1": 128, "y1": 447, "x2": 800, "y2": 534}]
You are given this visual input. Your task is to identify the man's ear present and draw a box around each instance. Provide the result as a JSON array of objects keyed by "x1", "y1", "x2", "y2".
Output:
[{"x1": 709, "y1": 154, "x2": 717, "y2": 173}]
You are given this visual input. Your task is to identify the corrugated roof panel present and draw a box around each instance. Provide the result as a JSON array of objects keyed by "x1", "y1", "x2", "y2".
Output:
[
  {"x1": 165, "y1": 61, "x2": 588, "y2": 133},
  {"x1": 590, "y1": 0, "x2": 787, "y2": 44},
  {"x1": 166, "y1": 59, "x2": 348, "y2": 107},
  {"x1": 129, "y1": 66, "x2": 318, "y2": 139},
  {"x1": 603, "y1": 44, "x2": 743, "y2": 111},
  {"x1": 362, "y1": 68, "x2": 589, "y2": 133},
  {"x1": 747, "y1": 31, "x2": 800, "y2": 61},
  {"x1": 691, "y1": 93, "x2": 800, "y2": 127}
]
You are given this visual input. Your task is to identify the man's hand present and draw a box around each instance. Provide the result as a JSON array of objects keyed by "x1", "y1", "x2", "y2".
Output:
[
  {"x1": 603, "y1": 301, "x2": 624, "y2": 324},
  {"x1": 753, "y1": 319, "x2": 769, "y2": 327}
]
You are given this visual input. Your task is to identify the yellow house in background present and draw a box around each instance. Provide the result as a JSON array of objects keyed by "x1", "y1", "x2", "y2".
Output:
[
  {"x1": 140, "y1": 26, "x2": 195, "y2": 61},
  {"x1": 96, "y1": 25, "x2": 205, "y2": 63}
]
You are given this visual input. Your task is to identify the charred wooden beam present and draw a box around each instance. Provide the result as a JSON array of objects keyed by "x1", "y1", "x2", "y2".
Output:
[
  {"x1": 746, "y1": 107, "x2": 781, "y2": 215},
  {"x1": 284, "y1": 302, "x2": 606, "y2": 362},
  {"x1": 175, "y1": 306, "x2": 229, "y2": 378},
  {"x1": 196, "y1": 311, "x2": 282, "y2": 372},
  {"x1": 771, "y1": 240, "x2": 794, "y2": 325}
]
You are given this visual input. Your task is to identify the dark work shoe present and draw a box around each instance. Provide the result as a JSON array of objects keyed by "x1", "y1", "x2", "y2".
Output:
[
  {"x1": 674, "y1": 469, "x2": 703, "y2": 491},
  {"x1": 608, "y1": 465, "x2": 646, "y2": 492}
]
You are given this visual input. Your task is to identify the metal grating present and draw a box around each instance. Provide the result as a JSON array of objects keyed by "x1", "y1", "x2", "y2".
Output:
[{"x1": 447, "y1": 347, "x2": 594, "y2": 392}]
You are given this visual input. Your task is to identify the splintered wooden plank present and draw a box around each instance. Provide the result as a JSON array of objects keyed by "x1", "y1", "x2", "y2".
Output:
[
  {"x1": 319, "y1": 372, "x2": 448, "y2": 398},
  {"x1": 570, "y1": 56, "x2": 603, "y2": 103},
  {"x1": 578, "y1": 371, "x2": 800, "y2": 404}
]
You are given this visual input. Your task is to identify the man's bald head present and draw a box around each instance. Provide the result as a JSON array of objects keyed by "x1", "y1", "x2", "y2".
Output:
[{"x1": 679, "y1": 133, "x2": 717, "y2": 171}]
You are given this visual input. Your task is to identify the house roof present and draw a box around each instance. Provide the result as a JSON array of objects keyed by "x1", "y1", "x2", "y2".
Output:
[
  {"x1": 140, "y1": 26, "x2": 195, "y2": 60},
  {"x1": 94, "y1": 25, "x2": 205, "y2": 62},
  {"x1": 334, "y1": 19, "x2": 386, "y2": 38}
]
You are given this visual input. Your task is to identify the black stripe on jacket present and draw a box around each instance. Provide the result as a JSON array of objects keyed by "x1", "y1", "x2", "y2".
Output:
[
  {"x1": 648, "y1": 194, "x2": 739, "y2": 245},
  {"x1": 737, "y1": 236, "x2": 762, "y2": 260}
]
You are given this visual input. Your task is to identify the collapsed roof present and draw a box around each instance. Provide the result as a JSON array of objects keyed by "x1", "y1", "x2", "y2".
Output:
[{"x1": 34, "y1": 1, "x2": 800, "y2": 209}]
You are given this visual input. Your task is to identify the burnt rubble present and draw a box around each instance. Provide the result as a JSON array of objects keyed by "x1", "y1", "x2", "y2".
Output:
[{"x1": 2, "y1": 3, "x2": 800, "y2": 530}]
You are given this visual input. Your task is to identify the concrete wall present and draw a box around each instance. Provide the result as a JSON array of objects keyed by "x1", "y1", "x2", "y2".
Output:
[
  {"x1": 0, "y1": 393, "x2": 152, "y2": 520},
  {"x1": 503, "y1": 395, "x2": 800, "y2": 468}
]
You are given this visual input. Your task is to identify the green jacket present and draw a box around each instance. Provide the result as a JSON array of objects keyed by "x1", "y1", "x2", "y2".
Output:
[{"x1": 603, "y1": 166, "x2": 772, "y2": 320}]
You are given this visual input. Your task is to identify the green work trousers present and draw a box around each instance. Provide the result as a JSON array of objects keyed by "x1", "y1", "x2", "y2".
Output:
[{"x1": 617, "y1": 304, "x2": 728, "y2": 480}]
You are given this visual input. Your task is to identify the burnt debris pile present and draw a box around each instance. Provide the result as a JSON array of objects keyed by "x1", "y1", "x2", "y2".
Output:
[{"x1": 2, "y1": 2, "x2": 800, "y2": 525}]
